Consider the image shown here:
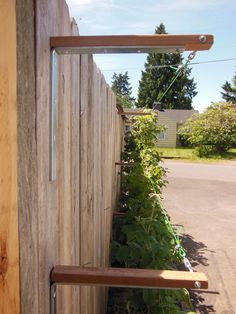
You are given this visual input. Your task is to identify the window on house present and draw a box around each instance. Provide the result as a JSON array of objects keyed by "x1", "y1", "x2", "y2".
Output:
[{"x1": 158, "y1": 130, "x2": 166, "y2": 140}]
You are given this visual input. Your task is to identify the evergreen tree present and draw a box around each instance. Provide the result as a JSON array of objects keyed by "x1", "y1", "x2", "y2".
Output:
[
  {"x1": 111, "y1": 72, "x2": 135, "y2": 108},
  {"x1": 137, "y1": 23, "x2": 197, "y2": 109},
  {"x1": 221, "y1": 71, "x2": 236, "y2": 102}
]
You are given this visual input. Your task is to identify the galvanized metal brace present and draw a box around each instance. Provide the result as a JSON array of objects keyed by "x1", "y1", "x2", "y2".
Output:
[
  {"x1": 50, "y1": 49, "x2": 58, "y2": 181},
  {"x1": 50, "y1": 283, "x2": 57, "y2": 314},
  {"x1": 49, "y1": 279, "x2": 202, "y2": 314}
]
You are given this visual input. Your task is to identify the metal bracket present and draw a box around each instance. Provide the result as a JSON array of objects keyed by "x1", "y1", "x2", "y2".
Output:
[
  {"x1": 50, "y1": 49, "x2": 59, "y2": 181},
  {"x1": 50, "y1": 283, "x2": 57, "y2": 314}
]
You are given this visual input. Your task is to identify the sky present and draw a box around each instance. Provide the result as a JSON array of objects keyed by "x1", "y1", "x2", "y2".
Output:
[{"x1": 66, "y1": 0, "x2": 236, "y2": 111}]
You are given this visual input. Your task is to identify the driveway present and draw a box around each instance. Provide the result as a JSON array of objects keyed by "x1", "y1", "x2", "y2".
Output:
[{"x1": 163, "y1": 160, "x2": 236, "y2": 314}]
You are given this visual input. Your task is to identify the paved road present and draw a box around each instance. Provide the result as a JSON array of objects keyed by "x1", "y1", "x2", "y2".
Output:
[{"x1": 163, "y1": 160, "x2": 236, "y2": 314}]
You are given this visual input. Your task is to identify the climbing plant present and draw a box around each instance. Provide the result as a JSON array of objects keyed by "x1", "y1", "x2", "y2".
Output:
[{"x1": 107, "y1": 113, "x2": 195, "y2": 314}]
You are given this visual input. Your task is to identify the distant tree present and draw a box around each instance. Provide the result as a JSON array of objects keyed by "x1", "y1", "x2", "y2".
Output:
[
  {"x1": 137, "y1": 23, "x2": 197, "y2": 109},
  {"x1": 179, "y1": 102, "x2": 236, "y2": 156},
  {"x1": 221, "y1": 71, "x2": 236, "y2": 102},
  {"x1": 111, "y1": 72, "x2": 135, "y2": 108}
]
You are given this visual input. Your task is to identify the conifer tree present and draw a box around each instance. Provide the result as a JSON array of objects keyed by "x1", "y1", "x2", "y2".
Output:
[
  {"x1": 137, "y1": 23, "x2": 197, "y2": 109},
  {"x1": 221, "y1": 71, "x2": 236, "y2": 102},
  {"x1": 111, "y1": 71, "x2": 135, "y2": 108}
]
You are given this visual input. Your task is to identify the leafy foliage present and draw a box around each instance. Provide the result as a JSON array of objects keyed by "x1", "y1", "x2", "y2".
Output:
[
  {"x1": 221, "y1": 71, "x2": 236, "y2": 102},
  {"x1": 107, "y1": 114, "x2": 195, "y2": 313},
  {"x1": 112, "y1": 71, "x2": 135, "y2": 108},
  {"x1": 137, "y1": 23, "x2": 197, "y2": 109},
  {"x1": 179, "y1": 102, "x2": 236, "y2": 156}
]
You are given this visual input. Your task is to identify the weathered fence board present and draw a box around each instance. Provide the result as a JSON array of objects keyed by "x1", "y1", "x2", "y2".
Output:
[
  {"x1": 16, "y1": 0, "x2": 38, "y2": 312},
  {"x1": 14, "y1": 0, "x2": 124, "y2": 313},
  {"x1": 0, "y1": 2, "x2": 20, "y2": 313},
  {"x1": 71, "y1": 20, "x2": 81, "y2": 314}
]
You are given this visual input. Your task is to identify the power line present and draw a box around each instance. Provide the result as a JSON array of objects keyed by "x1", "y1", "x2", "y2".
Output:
[
  {"x1": 100, "y1": 57, "x2": 236, "y2": 72},
  {"x1": 191, "y1": 57, "x2": 236, "y2": 65},
  {"x1": 148, "y1": 57, "x2": 236, "y2": 69}
]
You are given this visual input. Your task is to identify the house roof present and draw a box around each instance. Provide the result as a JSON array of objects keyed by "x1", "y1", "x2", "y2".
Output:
[
  {"x1": 122, "y1": 107, "x2": 198, "y2": 124},
  {"x1": 158, "y1": 109, "x2": 198, "y2": 124}
]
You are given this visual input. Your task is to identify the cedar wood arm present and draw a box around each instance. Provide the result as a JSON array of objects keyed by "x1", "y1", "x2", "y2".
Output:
[{"x1": 50, "y1": 34, "x2": 214, "y2": 54}]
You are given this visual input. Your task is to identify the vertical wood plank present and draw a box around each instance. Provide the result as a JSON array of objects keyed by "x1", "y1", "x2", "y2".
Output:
[
  {"x1": 92, "y1": 63, "x2": 100, "y2": 313},
  {"x1": 80, "y1": 54, "x2": 88, "y2": 314},
  {"x1": 0, "y1": 1, "x2": 20, "y2": 313},
  {"x1": 36, "y1": 0, "x2": 60, "y2": 312},
  {"x1": 16, "y1": 0, "x2": 38, "y2": 313},
  {"x1": 87, "y1": 54, "x2": 95, "y2": 314},
  {"x1": 57, "y1": 3, "x2": 73, "y2": 313},
  {"x1": 80, "y1": 54, "x2": 95, "y2": 314},
  {"x1": 71, "y1": 18, "x2": 81, "y2": 314}
]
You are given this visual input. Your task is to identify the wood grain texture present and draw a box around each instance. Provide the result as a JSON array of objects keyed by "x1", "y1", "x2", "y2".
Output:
[
  {"x1": 51, "y1": 266, "x2": 208, "y2": 289},
  {"x1": 80, "y1": 54, "x2": 93, "y2": 314},
  {"x1": 16, "y1": 0, "x2": 38, "y2": 313},
  {"x1": 36, "y1": 0, "x2": 60, "y2": 312},
  {"x1": 50, "y1": 34, "x2": 214, "y2": 51},
  {"x1": 0, "y1": 1, "x2": 20, "y2": 313},
  {"x1": 70, "y1": 19, "x2": 81, "y2": 314},
  {"x1": 57, "y1": 3, "x2": 74, "y2": 313}
]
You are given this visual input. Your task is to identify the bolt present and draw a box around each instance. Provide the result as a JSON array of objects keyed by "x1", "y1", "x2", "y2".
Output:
[
  {"x1": 194, "y1": 281, "x2": 201, "y2": 289},
  {"x1": 199, "y1": 35, "x2": 207, "y2": 43}
]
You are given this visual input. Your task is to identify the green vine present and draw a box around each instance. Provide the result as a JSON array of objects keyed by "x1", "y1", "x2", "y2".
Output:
[{"x1": 107, "y1": 114, "x2": 195, "y2": 314}]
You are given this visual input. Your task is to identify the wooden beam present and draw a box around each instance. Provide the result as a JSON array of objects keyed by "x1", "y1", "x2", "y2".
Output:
[
  {"x1": 50, "y1": 34, "x2": 214, "y2": 54},
  {"x1": 113, "y1": 211, "x2": 126, "y2": 217},
  {"x1": 115, "y1": 162, "x2": 138, "y2": 166},
  {"x1": 118, "y1": 111, "x2": 152, "y2": 116},
  {"x1": 51, "y1": 266, "x2": 208, "y2": 289}
]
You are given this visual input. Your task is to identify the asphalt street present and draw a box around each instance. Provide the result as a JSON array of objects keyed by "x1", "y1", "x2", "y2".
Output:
[{"x1": 163, "y1": 160, "x2": 236, "y2": 314}]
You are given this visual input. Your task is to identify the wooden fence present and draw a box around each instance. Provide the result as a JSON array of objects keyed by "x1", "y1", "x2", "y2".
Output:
[{"x1": 0, "y1": 1, "x2": 124, "y2": 313}]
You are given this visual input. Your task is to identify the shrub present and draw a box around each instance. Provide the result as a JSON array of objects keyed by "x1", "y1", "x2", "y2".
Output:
[{"x1": 179, "y1": 102, "x2": 236, "y2": 156}]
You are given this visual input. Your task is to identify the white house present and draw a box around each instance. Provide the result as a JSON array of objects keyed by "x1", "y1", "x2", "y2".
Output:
[{"x1": 157, "y1": 109, "x2": 198, "y2": 148}]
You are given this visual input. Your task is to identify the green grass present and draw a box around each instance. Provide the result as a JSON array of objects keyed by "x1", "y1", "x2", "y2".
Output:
[{"x1": 157, "y1": 147, "x2": 236, "y2": 162}]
